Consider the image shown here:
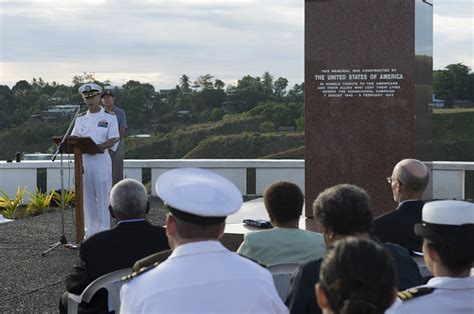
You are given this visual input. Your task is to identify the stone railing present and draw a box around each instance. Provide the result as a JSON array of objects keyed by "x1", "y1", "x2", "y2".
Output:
[{"x1": 0, "y1": 159, "x2": 472, "y2": 201}]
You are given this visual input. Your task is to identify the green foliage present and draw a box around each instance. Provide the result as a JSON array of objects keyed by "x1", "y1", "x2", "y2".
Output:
[
  {"x1": 433, "y1": 63, "x2": 473, "y2": 105},
  {"x1": 27, "y1": 189, "x2": 55, "y2": 216},
  {"x1": 259, "y1": 121, "x2": 275, "y2": 133},
  {"x1": 184, "y1": 132, "x2": 304, "y2": 159},
  {"x1": 433, "y1": 111, "x2": 474, "y2": 161},
  {"x1": 0, "y1": 186, "x2": 27, "y2": 219}
]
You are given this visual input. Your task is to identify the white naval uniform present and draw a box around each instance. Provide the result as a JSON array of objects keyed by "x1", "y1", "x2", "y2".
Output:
[
  {"x1": 388, "y1": 276, "x2": 474, "y2": 314},
  {"x1": 71, "y1": 107, "x2": 119, "y2": 239},
  {"x1": 120, "y1": 240, "x2": 289, "y2": 314}
]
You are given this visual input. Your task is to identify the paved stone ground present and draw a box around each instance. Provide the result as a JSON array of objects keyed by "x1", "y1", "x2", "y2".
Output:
[{"x1": 0, "y1": 198, "x2": 168, "y2": 313}]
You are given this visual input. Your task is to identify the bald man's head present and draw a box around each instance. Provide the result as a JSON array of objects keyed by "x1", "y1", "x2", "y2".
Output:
[{"x1": 391, "y1": 159, "x2": 430, "y2": 201}]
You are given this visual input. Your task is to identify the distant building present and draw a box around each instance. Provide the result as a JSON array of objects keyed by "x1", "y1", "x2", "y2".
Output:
[
  {"x1": 430, "y1": 95, "x2": 445, "y2": 108},
  {"x1": 42, "y1": 104, "x2": 80, "y2": 121},
  {"x1": 177, "y1": 110, "x2": 190, "y2": 117}
]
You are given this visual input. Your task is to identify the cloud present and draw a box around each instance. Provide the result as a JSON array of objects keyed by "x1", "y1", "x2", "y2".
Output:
[{"x1": 0, "y1": 0, "x2": 471, "y2": 89}]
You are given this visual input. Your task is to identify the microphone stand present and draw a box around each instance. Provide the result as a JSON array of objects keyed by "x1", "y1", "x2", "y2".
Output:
[{"x1": 42, "y1": 102, "x2": 84, "y2": 256}]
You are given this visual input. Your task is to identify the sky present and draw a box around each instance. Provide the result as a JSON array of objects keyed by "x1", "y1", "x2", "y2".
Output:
[{"x1": 0, "y1": 0, "x2": 472, "y2": 90}]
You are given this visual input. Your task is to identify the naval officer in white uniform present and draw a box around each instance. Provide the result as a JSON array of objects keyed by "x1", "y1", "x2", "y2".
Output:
[
  {"x1": 71, "y1": 83, "x2": 119, "y2": 239},
  {"x1": 388, "y1": 200, "x2": 474, "y2": 313},
  {"x1": 120, "y1": 168, "x2": 288, "y2": 314}
]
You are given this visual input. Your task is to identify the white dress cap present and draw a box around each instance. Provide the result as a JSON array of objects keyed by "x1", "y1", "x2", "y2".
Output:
[
  {"x1": 422, "y1": 200, "x2": 474, "y2": 226},
  {"x1": 78, "y1": 83, "x2": 103, "y2": 97},
  {"x1": 156, "y1": 168, "x2": 243, "y2": 217}
]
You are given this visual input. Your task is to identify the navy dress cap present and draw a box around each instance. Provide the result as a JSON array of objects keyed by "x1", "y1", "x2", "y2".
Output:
[
  {"x1": 79, "y1": 83, "x2": 103, "y2": 97},
  {"x1": 414, "y1": 200, "x2": 474, "y2": 247},
  {"x1": 102, "y1": 90, "x2": 114, "y2": 98},
  {"x1": 156, "y1": 168, "x2": 243, "y2": 221}
]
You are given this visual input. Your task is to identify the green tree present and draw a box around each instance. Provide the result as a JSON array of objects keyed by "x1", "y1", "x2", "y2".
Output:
[
  {"x1": 273, "y1": 77, "x2": 288, "y2": 99},
  {"x1": 179, "y1": 74, "x2": 191, "y2": 92},
  {"x1": 433, "y1": 63, "x2": 473, "y2": 105},
  {"x1": 194, "y1": 74, "x2": 214, "y2": 90},
  {"x1": 214, "y1": 79, "x2": 225, "y2": 90},
  {"x1": 262, "y1": 71, "x2": 274, "y2": 96},
  {"x1": 72, "y1": 72, "x2": 96, "y2": 84}
]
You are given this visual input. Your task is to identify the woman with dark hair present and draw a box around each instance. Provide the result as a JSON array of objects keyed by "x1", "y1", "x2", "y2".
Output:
[{"x1": 316, "y1": 238, "x2": 398, "y2": 314}]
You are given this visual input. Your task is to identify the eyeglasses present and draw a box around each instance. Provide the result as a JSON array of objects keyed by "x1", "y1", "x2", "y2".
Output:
[
  {"x1": 386, "y1": 177, "x2": 402, "y2": 185},
  {"x1": 83, "y1": 94, "x2": 98, "y2": 99}
]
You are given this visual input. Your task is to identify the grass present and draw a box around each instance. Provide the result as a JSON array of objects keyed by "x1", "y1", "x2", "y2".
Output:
[{"x1": 434, "y1": 108, "x2": 474, "y2": 114}]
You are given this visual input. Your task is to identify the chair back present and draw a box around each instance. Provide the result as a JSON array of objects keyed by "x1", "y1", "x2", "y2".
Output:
[
  {"x1": 268, "y1": 263, "x2": 300, "y2": 301},
  {"x1": 67, "y1": 267, "x2": 132, "y2": 314}
]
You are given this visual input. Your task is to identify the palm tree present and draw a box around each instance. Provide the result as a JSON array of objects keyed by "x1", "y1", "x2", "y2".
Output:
[{"x1": 179, "y1": 74, "x2": 191, "y2": 92}]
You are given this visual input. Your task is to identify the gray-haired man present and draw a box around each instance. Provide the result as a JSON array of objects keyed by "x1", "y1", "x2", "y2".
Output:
[{"x1": 59, "y1": 179, "x2": 169, "y2": 313}]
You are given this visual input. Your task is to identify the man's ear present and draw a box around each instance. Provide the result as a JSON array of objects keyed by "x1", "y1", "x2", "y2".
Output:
[
  {"x1": 217, "y1": 222, "x2": 226, "y2": 239},
  {"x1": 426, "y1": 244, "x2": 440, "y2": 263},
  {"x1": 166, "y1": 214, "x2": 175, "y2": 238},
  {"x1": 108, "y1": 205, "x2": 116, "y2": 218},
  {"x1": 315, "y1": 283, "x2": 329, "y2": 311}
]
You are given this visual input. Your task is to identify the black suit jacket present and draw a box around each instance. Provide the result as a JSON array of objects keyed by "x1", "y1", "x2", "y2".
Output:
[
  {"x1": 285, "y1": 241, "x2": 422, "y2": 314},
  {"x1": 64, "y1": 220, "x2": 170, "y2": 312},
  {"x1": 372, "y1": 200, "x2": 424, "y2": 252}
]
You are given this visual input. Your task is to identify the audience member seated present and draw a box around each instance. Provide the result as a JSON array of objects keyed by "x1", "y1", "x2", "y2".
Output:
[
  {"x1": 373, "y1": 158, "x2": 430, "y2": 252},
  {"x1": 388, "y1": 200, "x2": 474, "y2": 313},
  {"x1": 316, "y1": 237, "x2": 397, "y2": 314},
  {"x1": 59, "y1": 179, "x2": 170, "y2": 313},
  {"x1": 238, "y1": 181, "x2": 325, "y2": 266},
  {"x1": 120, "y1": 168, "x2": 288, "y2": 313},
  {"x1": 285, "y1": 184, "x2": 421, "y2": 314}
]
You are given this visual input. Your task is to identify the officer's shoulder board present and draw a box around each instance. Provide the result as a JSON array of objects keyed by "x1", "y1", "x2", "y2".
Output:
[
  {"x1": 121, "y1": 262, "x2": 161, "y2": 282},
  {"x1": 398, "y1": 287, "x2": 435, "y2": 302},
  {"x1": 105, "y1": 110, "x2": 116, "y2": 115},
  {"x1": 77, "y1": 112, "x2": 86, "y2": 117}
]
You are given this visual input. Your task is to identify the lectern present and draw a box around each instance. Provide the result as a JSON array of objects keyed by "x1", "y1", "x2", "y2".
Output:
[{"x1": 52, "y1": 136, "x2": 103, "y2": 242}]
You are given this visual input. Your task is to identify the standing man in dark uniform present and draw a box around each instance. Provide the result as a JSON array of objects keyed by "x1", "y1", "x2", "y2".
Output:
[
  {"x1": 373, "y1": 158, "x2": 430, "y2": 253},
  {"x1": 101, "y1": 89, "x2": 128, "y2": 186}
]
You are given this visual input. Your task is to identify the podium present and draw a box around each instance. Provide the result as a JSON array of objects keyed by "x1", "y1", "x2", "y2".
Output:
[{"x1": 52, "y1": 136, "x2": 103, "y2": 243}]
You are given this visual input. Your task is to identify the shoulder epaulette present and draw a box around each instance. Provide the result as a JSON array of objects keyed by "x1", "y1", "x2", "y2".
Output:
[
  {"x1": 237, "y1": 253, "x2": 268, "y2": 268},
  {"x1": 105, "y1": 110, "x2": 116, "y2": 115},
  {"x1": 398, "y1": 287, "x2": 435, "y2": 301},
  {"x1": 77, "y1": 112, "x2": 86, "y2": 117},
  {"x1": 121, "y1": 261, "x2": 161, "y2": 282}
]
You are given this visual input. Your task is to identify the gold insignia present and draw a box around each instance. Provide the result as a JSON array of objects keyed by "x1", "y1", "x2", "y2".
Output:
[
  {"x1": 105, "y1": 110, "x2": 116, "y2": 115},
  {"x1": 398, "y1": 287, "x2": 435, "y2": 301},
  {"x1": 121, "y1": 263, "x2": 160, "y2": 282}
]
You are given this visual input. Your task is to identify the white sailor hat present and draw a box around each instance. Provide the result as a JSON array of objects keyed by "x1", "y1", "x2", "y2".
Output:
[
  {"x1": 155, "y1": 168, "x2": 243, "y2": 225},
  {"x1": 414, "y1": 200, "x2": 474, "y2": 247},
  {"x1": 78, "y1": 83, "x2": 102, "y2": 97}
]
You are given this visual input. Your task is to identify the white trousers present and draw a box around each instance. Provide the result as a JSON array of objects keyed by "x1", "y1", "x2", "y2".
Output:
[{"x1": 82, "y1": 152, "x2": 112, "y2": 239}]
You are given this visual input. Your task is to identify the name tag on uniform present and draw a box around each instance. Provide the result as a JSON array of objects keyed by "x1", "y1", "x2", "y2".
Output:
[{"x1": 98, "y1": 120, "x2": 109, "y2": 128}]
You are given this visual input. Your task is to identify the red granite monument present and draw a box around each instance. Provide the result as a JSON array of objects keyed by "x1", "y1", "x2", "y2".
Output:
[{"x1": 305, "y1": 0, "x2": 433, "y2": 217}]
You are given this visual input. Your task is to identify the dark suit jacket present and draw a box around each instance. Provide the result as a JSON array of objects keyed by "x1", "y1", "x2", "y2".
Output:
[
  {"x1": 285, "y1": 241, "x2": 422, "y2": 314},
  {"x1": 64, "y1": 220, "x2": 170, "y2": 313},
  {"x1": 373, "y1": 200, "x2": 424, "y2": 252}
]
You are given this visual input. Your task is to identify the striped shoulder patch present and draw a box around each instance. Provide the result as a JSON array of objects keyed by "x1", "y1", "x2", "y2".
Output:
[
  {"x1": 121, "y1": 261, "x2": 161, "y2": 282},
  {"x1": 398, "y1": 287, "x2": 435, "y2": 301}
]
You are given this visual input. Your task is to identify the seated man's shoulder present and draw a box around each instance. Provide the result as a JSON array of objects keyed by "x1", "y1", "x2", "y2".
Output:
[
  {"x1": 299, "y1": 258, "x2": 322, "y2": 275},
  {"x1": 383, "y1": 242, "x2": 412, "y2": 257},
  {"x1": 397, "y1": 286, "x2": 435, "y2": 302},
  {"x1": 133, "y1": 249, "x2": 173, "y2": 272}
]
